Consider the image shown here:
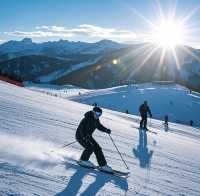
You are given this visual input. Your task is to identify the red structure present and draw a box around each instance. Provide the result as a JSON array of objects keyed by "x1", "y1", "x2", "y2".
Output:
[{"x1": 0, "y1": 76, "x2": 24, "y2": 87}]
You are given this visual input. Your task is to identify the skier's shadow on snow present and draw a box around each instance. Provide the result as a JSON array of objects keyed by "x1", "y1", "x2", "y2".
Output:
[
  {"x1": 55, "y1": 163, "x2": 128, "y2": 196},
  {"x1": 133, "y1": 129, "x2": 153, "y2": 168}
]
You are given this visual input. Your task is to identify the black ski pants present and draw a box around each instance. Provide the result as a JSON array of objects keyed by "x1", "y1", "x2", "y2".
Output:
[
  {"x1": 140, "y1": 114, "x2": 148, "y2": 129},
  {"x1": 76, "y1": 135, "x2": 107, "y2": 167}
]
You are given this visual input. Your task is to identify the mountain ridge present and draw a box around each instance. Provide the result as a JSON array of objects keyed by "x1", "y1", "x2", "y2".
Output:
[{"x1": 0, "y1": 38, "x2": 200, "y2": 91}]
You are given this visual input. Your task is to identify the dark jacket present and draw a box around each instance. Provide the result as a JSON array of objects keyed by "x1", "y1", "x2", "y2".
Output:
[
  {"x1": 139, "y1": 104, "x2": 152, "y2": 117},
  {"x1": 76, "y1": 111, "x2": 108, "y2": 139}
]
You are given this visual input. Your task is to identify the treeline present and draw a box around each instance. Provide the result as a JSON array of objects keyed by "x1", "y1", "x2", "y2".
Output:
[
  {"x1": 177, "y1": 79, "x2": 200, "y2": 93},
  {"x1": 0, "y1": 69, "x2": 23, "y2": 83}
]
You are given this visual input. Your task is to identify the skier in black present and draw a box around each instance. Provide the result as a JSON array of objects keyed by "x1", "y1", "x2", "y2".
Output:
[
  {"x1": 163, "y1": 114, "x2": 169, "y2": 131},
  {"x1": 139, "y1": 101, "x2": 152, "y2": 130},
  {"x1": 164, "y1": 115, "x2": 168, "y2": 125},
  {"x1": 76, "y1": 106, "x2": 112, "y2": 172}
]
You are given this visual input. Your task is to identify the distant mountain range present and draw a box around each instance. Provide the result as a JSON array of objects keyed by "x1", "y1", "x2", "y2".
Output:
[{"x1": 0, "y1": 38, "x2": 200, "y2": 91}]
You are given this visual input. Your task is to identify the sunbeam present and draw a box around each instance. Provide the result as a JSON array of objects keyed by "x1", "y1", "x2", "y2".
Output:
[
  {"x1": 182, "y1": 45, "x2": 200, "y2": 62},
  {"x1": 118, "y1": 0, "x2": 200, "y2": 79}
]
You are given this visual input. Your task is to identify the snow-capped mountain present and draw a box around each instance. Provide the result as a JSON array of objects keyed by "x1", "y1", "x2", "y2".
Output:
[
  {"x1": 0, "y1": 80, "x2": 200, "y2": 195},
  {"x1": 0, "y1": 39, "x2": 200, "y2": 91},
  {"x1": 50, "y1": 45, "x2": 200, "y2": 91},
  {"x1": 82, "y1": 39, "x2": 127, "y2": 54},
  {"x1": 0, "y1": 38, "x2": 36, "y2": 54},
  {"x1": 0, "y1": 38, "x2": 127, "y2": 60}
]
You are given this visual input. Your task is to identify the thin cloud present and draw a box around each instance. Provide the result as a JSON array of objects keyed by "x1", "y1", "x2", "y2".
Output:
[
  {"x1": 0, "y1": 39, "x2": 6, "y2": 43},
  {"x1": 6, "y1": 30, "x2": 74, "y2": 38},
  {"x1": 5, "y1": 24, "x2": 137, "y2": 42}
]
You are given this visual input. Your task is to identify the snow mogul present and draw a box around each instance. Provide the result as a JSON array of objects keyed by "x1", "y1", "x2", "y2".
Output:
[{"x1": 76, "y1": 106, "x2": 112, "y2": 172}]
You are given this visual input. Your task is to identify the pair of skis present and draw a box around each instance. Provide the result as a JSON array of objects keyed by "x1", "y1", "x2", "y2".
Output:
[
  {"x1": 146, "y1": 129, "x2": 157, "y2": 134},
  {"x1": 76, "y1": 161, "x2": 130, "y2": 179},
  {"x1": 139, "y1": 127, "x2": 157, "y2": 134}
]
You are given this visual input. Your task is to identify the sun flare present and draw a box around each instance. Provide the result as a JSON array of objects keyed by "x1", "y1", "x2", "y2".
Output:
[
  {"x1": 125, "y1": 1, "x2": 200, "y2": 78},
  {"x1": 152, "y1": 19, "x2": 185, "y2": 49}
]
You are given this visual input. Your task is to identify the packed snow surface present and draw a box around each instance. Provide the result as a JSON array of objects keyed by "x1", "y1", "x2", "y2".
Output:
[
  {"x1": 26, "y1": 82, "x2": 200, "y2": 127},
  {"x1": 1, "y1": 81, "x2": 200, "y2": 195}
]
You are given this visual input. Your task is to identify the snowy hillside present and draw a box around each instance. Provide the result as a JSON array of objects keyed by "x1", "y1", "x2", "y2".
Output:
[
  {"x1": 26, "y1": 82, "x2": 200, "y2": 127},
  {"x1": 38, "y1": 57, "x2": 101, "y2": 83},
  {"x1": 25, "y1": 82, "x2": 92, "y2": 97},
  {"x1": 1, "y1": 81, "x2": 200, "y2": 195},
  {"x1": 70, "y1": 83, "x2": 200, "y2": 127}
]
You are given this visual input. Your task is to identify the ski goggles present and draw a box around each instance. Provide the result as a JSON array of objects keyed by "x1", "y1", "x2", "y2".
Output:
[{"x1": 95, "y1": 112, "x2": 102, "y2": 117}]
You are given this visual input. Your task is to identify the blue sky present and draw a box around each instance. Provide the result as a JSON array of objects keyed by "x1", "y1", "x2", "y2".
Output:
[{"x1": 1, "y1": 0, "x2": 200, "y2": 47}]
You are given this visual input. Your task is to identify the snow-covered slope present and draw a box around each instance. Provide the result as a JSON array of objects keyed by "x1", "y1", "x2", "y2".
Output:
[
  {"x1": 27, "y1": 82, "x2": 200, "y2": 127},
  {"x1": 25, "y1": 82, "x2": 92, "y2": 97},
  {"x1": 1, "y1": 81, "x2": 200, "y2": 195},
  {"x1": 69, "y1": 83, "x2": 200, "y2": 127}
]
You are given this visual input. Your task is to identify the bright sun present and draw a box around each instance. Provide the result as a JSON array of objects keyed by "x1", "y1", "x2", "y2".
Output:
[
  {"x1": 152, "y1": 19, "x2": 185, "y2": 49},
  {"x1": 126, "y1": 2, "x2": 199, "y2": 73}
]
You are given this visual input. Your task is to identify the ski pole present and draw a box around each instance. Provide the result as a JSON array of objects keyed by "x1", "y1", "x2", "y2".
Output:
[
  {"x1": 150, "y1": 117, "x2": 152, "y2": 126},
  {"x1": 109, "y1": 134, "x2": 129, "y2": 170},
  {"x1": 50, "y1": 141, "x2": 77, "y2": 153},
  {"x1": 60, "y1": 141, "x2": 77, "y2": 149}
]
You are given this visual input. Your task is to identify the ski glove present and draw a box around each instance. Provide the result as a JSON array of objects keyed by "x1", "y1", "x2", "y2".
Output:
[{"x1": 106, "y1": 129, "x2": 111, "y2": 134}]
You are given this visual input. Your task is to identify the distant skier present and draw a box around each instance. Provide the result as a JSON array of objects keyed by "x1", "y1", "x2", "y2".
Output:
[
  {"x1": 76, "y1": 106, "x2": 112, "y2": 172},
  {"x1": 164, "y1": 115, "x2": 168, "y2": 125},
  {"x1": 139, "y1": 101, "x2": 152, "y2": 130},
  {"x1": 164, "y1": 115, "x2": 169, "y2": 132},
  {"x1": 92, "y1": 102, "x2": 97, "y2": 107}
]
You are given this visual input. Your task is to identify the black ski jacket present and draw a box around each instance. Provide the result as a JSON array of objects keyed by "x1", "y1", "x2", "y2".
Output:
[
  {"x1": 139, "y1": 104, "x2": 152, "y2": 117},
  {"x1": 76, "y1": 111, "x2": 108, "y2": 139}
]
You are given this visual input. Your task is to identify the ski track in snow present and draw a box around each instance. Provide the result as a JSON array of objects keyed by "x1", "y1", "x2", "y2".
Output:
[{"x1": 0, "y1": 81, "x2": 200, "y2": 195}]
